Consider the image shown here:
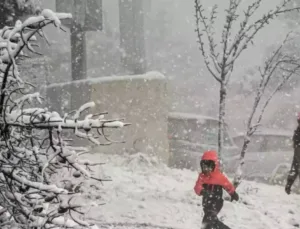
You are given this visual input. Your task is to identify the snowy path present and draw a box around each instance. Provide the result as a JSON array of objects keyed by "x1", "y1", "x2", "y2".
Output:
[{"x1": 83, "y1": 153, "x2": 300, "y2": 229}]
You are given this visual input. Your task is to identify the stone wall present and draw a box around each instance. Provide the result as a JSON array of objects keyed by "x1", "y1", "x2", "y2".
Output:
[{"x1": 44, "y1": 72, "x2": 170, "y2": 163}]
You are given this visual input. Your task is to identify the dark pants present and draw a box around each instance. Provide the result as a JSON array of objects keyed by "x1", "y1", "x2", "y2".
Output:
[
  {"x1": 202, "y1": 200, "x2": 230, "y2": 229},
  {"x1": 287, "y1": 147, "x2": 300, "y2": 188}
]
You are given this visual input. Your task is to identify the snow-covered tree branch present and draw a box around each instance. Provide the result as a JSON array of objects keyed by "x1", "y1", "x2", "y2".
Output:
[
  {"x1": 233, "y1": 33, "x2": 300, "y2": 187},
  {"x1": 194, "y1": 0, "x2": 300, "y2": 161},
  {"x1": 0, "y1": 9, "x2": 128, "y2": 229}
]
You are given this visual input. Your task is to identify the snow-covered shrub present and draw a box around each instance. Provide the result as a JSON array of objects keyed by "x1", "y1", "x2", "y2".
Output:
[
  {"x1": 0, "y1": 9, "x2": 128, "y2": 228},
  {"x1": 0, "y1": 0, "x2": 41, "y2": 28}
]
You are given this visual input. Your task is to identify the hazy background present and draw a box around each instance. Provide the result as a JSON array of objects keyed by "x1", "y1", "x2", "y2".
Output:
[{"x1": 39, "y1": 0, "x2": 300, "y2": 135}]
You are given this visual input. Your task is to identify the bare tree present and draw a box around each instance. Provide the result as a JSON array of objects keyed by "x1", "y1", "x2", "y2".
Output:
[
  {"x1": 0, "y1": 9, "x2": 128, "y2": 228},
  {"x1": 194, "y1": 0, "x2": 300, "y2": 161},
  {"x1": 233, "y1": 33, "x2": 300, "y2": 187}
]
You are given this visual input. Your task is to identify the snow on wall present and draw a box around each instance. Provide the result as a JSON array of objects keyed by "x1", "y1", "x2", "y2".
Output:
[
  {"x1": 45, "y1": 72, "x2": 170, "y2": 163},
  {"x1": 168, "y1": 112, "x2": 219, "y2": 122},
  {"x1": 46, "y1": 71, "x2": 165, "y2": 89}
]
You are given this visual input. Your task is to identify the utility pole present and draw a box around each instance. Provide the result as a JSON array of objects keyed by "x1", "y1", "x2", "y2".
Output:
[
  {"x1": 70, "y1": 0, "x2": 87, "y2": 81},
  {"x1": 56, "y1": 0, "x2": 102, "y2": 81},
  {"x1": 70, "y1": 25, "x2": 87, "y2": 81},
  {"x1": 119, "y1": 0, "x2": 146, "y2": 74}
]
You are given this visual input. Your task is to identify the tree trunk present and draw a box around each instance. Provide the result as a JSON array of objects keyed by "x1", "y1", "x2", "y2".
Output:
[
  {"x1": 70, "y1": 24, "x2": 87, "y2": 81},
  {"x1": 218, "y1": 82, "x2": 227, "y2": 168},
  {"x1": 233, "y1": 136, "x2": 250, "y2": 187}
]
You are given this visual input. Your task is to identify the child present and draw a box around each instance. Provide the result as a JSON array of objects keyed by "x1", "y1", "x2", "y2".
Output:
[
  {"x1": 194, "y1": 150, "x2": 239, "y2": 229},
  {"x1": 285, "y1": 113, "x2": 300, "y2": 194}
]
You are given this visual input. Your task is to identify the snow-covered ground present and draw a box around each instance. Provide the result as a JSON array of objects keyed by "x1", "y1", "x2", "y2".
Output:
[{"x1": 81, "y1": 153, "x2": 300, "y2": 229}]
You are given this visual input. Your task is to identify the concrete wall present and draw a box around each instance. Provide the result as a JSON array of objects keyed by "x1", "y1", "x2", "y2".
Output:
[
  {"x1": 19, "y1": 57, "x2": 51, "y2": 86},
  {"x1": 44, "y1": 72, "x2": 170, "y2": 163}
]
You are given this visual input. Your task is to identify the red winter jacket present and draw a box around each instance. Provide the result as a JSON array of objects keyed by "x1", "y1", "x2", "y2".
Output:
[{"x1": 194, "y1": 150, "x2": 235, "y2": 212}]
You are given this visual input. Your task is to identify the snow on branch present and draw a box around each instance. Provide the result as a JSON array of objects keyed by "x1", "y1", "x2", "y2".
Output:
[
  {"x1": 227, "y1": 0, "x2": 300, "y2": 64},
  {"x1": 233, "y1": 32, "x2": 300, "y2": 187},
  {"x1": 194, "y1": 0, "x2": 221, "y2": 82},
  {"x1": 0, "y1": 8, "x2": 127, "y2": 229}
]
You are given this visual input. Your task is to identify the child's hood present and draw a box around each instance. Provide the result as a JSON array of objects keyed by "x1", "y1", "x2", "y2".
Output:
[{"x1": 201, "y1": 150, "x2": 220, "y2": 171}]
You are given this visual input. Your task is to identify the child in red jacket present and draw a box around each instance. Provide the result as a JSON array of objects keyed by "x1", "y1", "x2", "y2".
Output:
[{"x1": 194, "y1": 150, "x2": 239, "y2": 229}]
